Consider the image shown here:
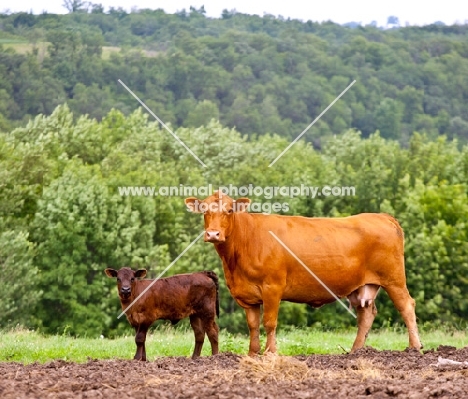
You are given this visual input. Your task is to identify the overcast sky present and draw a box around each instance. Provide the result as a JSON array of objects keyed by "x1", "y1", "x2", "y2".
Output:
[{"x1": 3, "y1": 1, "x2": 468, "y2": 27}]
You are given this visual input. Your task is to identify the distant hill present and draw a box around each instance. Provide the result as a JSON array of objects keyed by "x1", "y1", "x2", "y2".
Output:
[{"x1": 0, "y1": 9, "x2": 467, "y2": 145}]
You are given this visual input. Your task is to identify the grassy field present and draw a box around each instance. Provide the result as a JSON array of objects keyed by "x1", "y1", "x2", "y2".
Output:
[
  {"x1": 2, "y1": 41, "x2": 114, "y2": 57},
  {"x1": 1, "y1": 327, "x2": 466, "y2": 364},
  {"x1": 1, "y1": 40, "x2": 160, "y2": 60},
  {"x1": 1, "y1": 39, "x2": 49, "y2": 63}
]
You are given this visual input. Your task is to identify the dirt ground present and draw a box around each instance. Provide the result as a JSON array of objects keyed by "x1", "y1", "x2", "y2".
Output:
[{"x1": 1, "y1": 346, "x2": 468, "y2": 398}]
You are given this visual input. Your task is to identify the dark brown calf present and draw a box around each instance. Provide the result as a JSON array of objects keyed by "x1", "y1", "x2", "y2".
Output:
[{"x1": 105, "y1": 267, "x2": 219, "y2": 360}]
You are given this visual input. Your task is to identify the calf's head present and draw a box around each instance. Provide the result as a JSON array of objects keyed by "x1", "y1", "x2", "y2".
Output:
[
  {"x1": 185, "y1": 191, "x2": 251, "y2": 243},
  {"x1": 105, "y1": 267, "x2": 147, "y2": 300}
]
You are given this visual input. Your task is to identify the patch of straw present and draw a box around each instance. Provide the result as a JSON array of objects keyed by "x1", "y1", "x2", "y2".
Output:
[
  {"x1": 145, "y1": 356, "x2": 386, "y2": 388},
  {"x1": 239, "y1": 353, "x2": 310, "y2": 383}
]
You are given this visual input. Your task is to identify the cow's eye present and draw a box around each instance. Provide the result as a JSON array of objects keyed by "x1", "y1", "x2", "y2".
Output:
[
  {"x1": 227, "y1": 209, "x2": 234, "y2": 214},
  {"x1": 131, "y1": 278, "x2": 135, "y2": 282},
  {"x1": 117, "y1": 278, "x2": 121, "y2": 283}
]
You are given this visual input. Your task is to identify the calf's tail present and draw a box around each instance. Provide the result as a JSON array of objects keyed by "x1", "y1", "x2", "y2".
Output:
[{"x1": 203, "y1": 271, "x2": 220, "y2": 318}]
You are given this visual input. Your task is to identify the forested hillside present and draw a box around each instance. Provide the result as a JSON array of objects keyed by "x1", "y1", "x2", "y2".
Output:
[
  {"x1": 1, "y1": 8, "x2": 468, "y2": 145},
  {"x1": 1, "y1": 8, "x2": 468, "y2": 336}
]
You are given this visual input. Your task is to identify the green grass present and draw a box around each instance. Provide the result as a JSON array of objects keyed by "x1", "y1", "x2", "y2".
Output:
[
  {"x1": 3, "y1": 42, "x2": 121, "y2": 59},
  {"x1": 277, "y1": 327, "x2": 468, "y2": 355},
  {"x1": 2, "y1": 42, "x2": 44, "y2": 53},
  {"x1": 101, "y1": 46, "x2": 121, "y2": 59},
  {"x1": 0, "y1": 31, "x2": 29, "y2": 43},
  {"x1": 1, "y1": 41, "x2": 50, "y2": 61},
  {"x1": 1, "y1": 327, "x2": 467, "y2": 364},
  {"x1": 1, "y1": 41, "x2": 160, "y2": 59},
  {"x1": 0, "y1": 39, "x2": 28, "y2": 44}
]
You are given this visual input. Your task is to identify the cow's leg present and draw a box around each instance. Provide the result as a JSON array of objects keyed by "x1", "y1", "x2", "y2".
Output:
[
  {"x1": 190, "y1": 315, "x2": 205, "y2": 359},
  {"x1": 244, "y1": 305, "x2": 261, "y2": 356},
  {"x1": 134, "y1": 324, "x2": 149, "y2": 361},
  {"x1": 202, "y1": 317, "x2": 219, "y2": 356},
  {"x1": 351, "y1": 303, "x2": 378, "y2": 352},
  {"x1": 262, "y1": 292, "x2": 282, "y2": 354},
  {"x1": 348, "y1": 284, "x2": 380, "y2": 352},
  {"x1": 384, "y1": 286, "x2": 422, "y2": 349}
]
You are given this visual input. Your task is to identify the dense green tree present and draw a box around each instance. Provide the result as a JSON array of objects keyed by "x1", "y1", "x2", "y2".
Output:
[
  {"x1": 32, "y1": 161, "x2": 167, "y2": 336},
  {"x1": 0, "y1": 230, "x2": 40, "y2": 328},
  {"x1": 184, "y1": 100, "x2": 219, "y2": 128},
  {"x1": 63, "y1": 0, "x2": 89, "y2": 13},
  {"x1": 374, "y1": 98, "x2": 403, "y2": 140},
  {"x1": 68, "y1": 83, "x2": 113, "y2": 120}
]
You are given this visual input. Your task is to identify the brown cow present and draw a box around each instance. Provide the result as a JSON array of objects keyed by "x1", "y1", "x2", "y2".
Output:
[
  {"x1": 185, "y1": 192, "x2": 422, "y2": 355},
  {"x1": 105, "y1": 267, "x2": 219, "y2": 360}
]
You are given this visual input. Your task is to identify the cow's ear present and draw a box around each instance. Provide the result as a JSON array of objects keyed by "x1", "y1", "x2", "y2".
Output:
[
  {"x1": 234, "y1": 198, "x2": 251, "y2": 213},
  {"x1": 135, "y1": 269, "x2": 147, "y2": 279},
  {"x1": 105, "y1": 268, "x2": 118, "y2": 278},
  {"x1": 185, "y1": 197, "x2": 202, "y2": 213}
]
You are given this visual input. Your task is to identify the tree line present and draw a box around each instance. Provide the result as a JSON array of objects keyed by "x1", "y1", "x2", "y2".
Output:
[
  {"x1": 1, "y1": 105, "x2": 468, "y2": 335},
  {"x1": 0, "y1": 9, "x2": 468, "y2": 146}
]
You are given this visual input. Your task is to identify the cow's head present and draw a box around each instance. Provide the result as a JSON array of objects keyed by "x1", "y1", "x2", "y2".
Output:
[
  {"x1": 105, "y1": 267, "x2": 147, "y2": 300},
  {"x1": 185, "y1": 191, "x2": 251, "y2": 243}
]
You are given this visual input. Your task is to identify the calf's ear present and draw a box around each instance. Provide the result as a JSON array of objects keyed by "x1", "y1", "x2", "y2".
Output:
[
  {"x1": 185, "y1": 197, "x2": 202, "y2": 213},
  {"x1": 105, "y1": 268, "x2": 118, "y2": 278},
  {"x1": 135, "y1": 269, "x2": 147, "y2": 279},
  {"x1": 234, "y1": 198, "x2": 251, "y2": 213}
]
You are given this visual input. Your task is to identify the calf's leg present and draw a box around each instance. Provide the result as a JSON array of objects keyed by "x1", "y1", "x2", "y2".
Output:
[
  {"x1": 190, "y1": 315, "x2": 205, "y2": 359},
  {"x1": 134, "y1": 324, "x2": 149, "y2": 361},
  {"x1": 244, "y1": 305, "x2": 261, "y2": 356},
  {"x1": 202, "y1": 317, "x2": 219, "y2": 356}
]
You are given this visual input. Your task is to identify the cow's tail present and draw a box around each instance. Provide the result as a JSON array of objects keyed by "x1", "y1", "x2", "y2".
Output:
[{"x1": 204, "y1": 271, "x2": 220, "y2": 318}]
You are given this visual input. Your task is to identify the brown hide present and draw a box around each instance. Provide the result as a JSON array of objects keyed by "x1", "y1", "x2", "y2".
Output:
[
  {"x1": 185, "y1": 192, "x2": 422, "y2": 355},
  {"x1": 106, "y1": 267, "x2": 219, "y2": 360}
]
